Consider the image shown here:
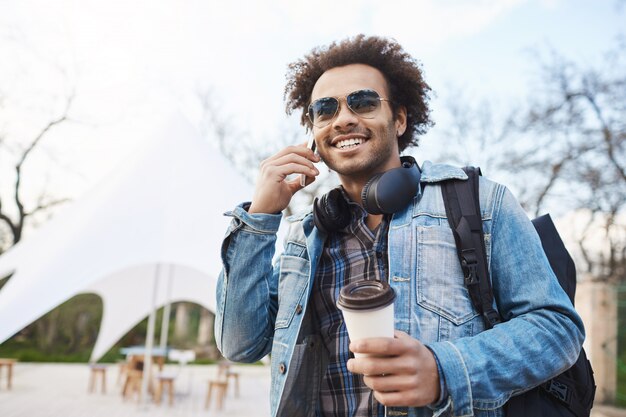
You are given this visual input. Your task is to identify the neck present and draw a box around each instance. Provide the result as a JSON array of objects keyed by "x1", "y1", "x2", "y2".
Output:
[
  {"x1": 339, "y1": 175, "x2": 384, "y2": 232},
  {"x1": 339, "y1": 178, "x2": 369, "y2": 206},
  {"x1": 338, "y1": 156, "x2": 403, "y2": 205},
  {"x1": 337, "y1": 155, "x2": 403, "y2": 230}
]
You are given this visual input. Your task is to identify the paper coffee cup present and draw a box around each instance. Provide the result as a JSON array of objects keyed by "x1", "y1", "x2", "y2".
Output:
[{"x1": 337, "y1": 280, "x2": 395, "y2": 357}]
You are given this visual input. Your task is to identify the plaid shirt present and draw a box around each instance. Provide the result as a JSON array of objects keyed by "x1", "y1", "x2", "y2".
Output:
[{"x1": 311, "y1": 197, "x2": 389, "y2": 417}]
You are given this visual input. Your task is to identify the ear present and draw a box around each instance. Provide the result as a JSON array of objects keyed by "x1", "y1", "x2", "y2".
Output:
[{"x1": 394, "y1": 105, "x2": 407, "y2": 137}]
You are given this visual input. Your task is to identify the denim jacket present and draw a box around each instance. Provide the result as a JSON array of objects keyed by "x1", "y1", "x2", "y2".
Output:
[{"x1": 215, "y1": 162, "x2": 585, "y2": 417}]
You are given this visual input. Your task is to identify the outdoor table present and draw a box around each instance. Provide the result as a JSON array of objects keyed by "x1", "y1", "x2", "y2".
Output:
[
  {"x1": 120, "y1": 346, "x2": 168, "y2": 371},
  {"x1": 0, "y1": 358, "x2": 17, "y2": 390}
]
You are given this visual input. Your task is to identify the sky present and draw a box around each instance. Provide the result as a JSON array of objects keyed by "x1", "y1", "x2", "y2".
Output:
[{"x1": 0, "y1": 0, "x2": 624, "y2": 221}]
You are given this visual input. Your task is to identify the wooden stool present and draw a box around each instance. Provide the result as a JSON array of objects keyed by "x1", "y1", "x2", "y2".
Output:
[
  {"x1": 88, "y1": 364, "x2": 107, "y2": 394},
  {"x1": 217, "y1": 361, "x2": 240, "y2": 398},
  {"x1": 154, "y1": 375, "x2": 175, "y2": 406},
  {"x1": 225, "y1": 369, "x2": 240, "y2": 397},
  {"x1": 122, "y1": 369, "x2": 143, "y2": 402},
  {"x1": 116, "y1": 360, "x2": 127, "y2": 386},
  {"x1": 205, "y1": 380, "x2": 228, "y2": 410},
  {"x1": 0, "y1": 358, "x2": 17, "y2": 390}
]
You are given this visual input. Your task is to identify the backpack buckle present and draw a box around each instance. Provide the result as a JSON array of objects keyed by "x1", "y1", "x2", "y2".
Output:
[
  {"x1": 461, "y1": 251, "x2": 478, "y2": 286},
  {"x1": 482, "y1": 310, "x2": 500, "y2": 328},
  {"x1": 543, "y1": 379, "x2": 571, "y2": 404}
]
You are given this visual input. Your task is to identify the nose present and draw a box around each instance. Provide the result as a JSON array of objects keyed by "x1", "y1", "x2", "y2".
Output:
[{"x1": 331, "y1": 100, "x2": 359, "y2": 131}]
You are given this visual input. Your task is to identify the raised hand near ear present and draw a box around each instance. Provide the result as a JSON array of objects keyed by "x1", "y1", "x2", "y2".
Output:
[{"x1": 248, "y1": 143, "x2": 320, "y2": 214}]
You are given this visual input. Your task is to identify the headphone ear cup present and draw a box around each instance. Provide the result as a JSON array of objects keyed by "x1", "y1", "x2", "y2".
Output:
[
  {"x1": 313, "y1": 188, "x2": 352, "y2": 234},
  {"x1": 361, "y1": 173, "x2": 384, "y2": 215},
  {"x1": 361, "y1": 156, "x2": 421, "y2": 215}
]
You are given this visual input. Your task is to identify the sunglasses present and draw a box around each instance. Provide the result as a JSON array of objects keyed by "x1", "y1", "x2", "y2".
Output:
[{"x1": 306, "y1": 89, "x2": 391, "y2": 128}]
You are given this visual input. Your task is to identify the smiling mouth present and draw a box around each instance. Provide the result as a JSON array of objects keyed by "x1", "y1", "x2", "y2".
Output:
[{"x1": 335, "y1": 137, "x2": 365, "y2": 149}]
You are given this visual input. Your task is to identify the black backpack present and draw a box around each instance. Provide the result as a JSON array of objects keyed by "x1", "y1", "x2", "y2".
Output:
[{"x1": 441, "y1": 167, "x2": 596, "y2": 417}]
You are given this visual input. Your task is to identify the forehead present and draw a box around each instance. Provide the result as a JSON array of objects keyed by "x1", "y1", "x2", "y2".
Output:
[{"x1": 311, "y1": 63, "x2": 389, "y2": 101}]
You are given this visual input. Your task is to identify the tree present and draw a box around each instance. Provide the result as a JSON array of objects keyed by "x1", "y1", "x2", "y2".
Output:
[
  {"x1": 434, "y1": 41, "x2": 626, "y2": 284},
  {"x1": 0, "y1": 36, "x2": 83, "y2": 359},
  {"x1": 0, "y1": 95, "x2": 73, "y2": 255},
  {"x1": 503, "y1": 44, "x2": 625, "y2": 283}
]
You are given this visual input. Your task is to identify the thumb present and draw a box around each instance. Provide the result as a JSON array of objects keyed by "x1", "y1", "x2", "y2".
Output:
[
  {"x1": 287, "y1": 177, "x2": 306, "y2": 193},
  {"x1": 394, "y1": 330, "x2": 411, "y2": 339}
]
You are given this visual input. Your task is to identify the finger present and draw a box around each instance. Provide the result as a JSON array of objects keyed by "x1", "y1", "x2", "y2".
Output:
[
  {"x1": 347, "y1": 356, "x2": 396, "y2": 376},
  {"x1": 373, "y1": 390, "x2": 429, "y2": 408},
  {"x1": 295, "y1": 141, "x2": 320, "y2": 161},
  {"x1": 350, "y1": 352, "x2": 425, "y2": 377},
  {"x1": 350, "y1": 337, "x2": 401, "y2": 356},
  {"x1": 259, "y1": 162, "x2": 319, "y2": 185},
  {"x1": 363, "y1": 373, "x2": 418, "y2": 393},
  {"x1": 394, "y1": 330, "x2": 411, "y2": 339},
  {"x1": 262, "y1": 153, "x2": 320, "y2": 176},
  {"x1": 298, "y1": 139, "x2": 320, "y2": 157},
  {"x1": 265, "y1": 144, "x2": 319, "y2": 164},
  {"x1": 276, "y1": 153, "x2": 319, "y2": 172}
]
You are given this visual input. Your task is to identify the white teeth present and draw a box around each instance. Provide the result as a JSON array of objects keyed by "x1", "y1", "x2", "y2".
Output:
[{"x1": 335, "y1": 138, "x2": 364, "y2": 149}]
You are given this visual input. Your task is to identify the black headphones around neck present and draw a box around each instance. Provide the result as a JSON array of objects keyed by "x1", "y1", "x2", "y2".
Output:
[{"x1": 313, "y1": 156, "x2": 421, "y2": 234}]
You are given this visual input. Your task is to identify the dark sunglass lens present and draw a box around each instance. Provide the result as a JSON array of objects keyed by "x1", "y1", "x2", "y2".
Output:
[
  {"x1": 347, "y1": 90, "x2": 380, "y2": 115},
  {"x1": 311, "y1": 97, "x2": 339, "y2": 124}
]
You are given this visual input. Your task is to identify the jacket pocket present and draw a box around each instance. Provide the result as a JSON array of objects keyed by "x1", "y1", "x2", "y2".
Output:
[
  {"x1": 415, "y1": 225, "x2": 478, "y2": 325},
  {"x1": 275, "y1": 255, "x2": 310, "y2": 329}
]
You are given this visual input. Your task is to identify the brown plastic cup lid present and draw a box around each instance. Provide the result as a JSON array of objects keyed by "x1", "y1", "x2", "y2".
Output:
[{"x1": 337, "y1": 280, "x2": 395, "y2": 311}]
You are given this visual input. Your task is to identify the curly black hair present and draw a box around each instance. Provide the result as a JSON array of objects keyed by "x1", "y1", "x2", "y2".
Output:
[{"x1": 284, "y1": 34, "x2": 433, "y2": 151}]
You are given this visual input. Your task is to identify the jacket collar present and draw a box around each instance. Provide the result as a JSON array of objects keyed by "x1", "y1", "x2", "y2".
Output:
[{"x1": 419, "y1": 160, "x2": 468, "y2": 183}]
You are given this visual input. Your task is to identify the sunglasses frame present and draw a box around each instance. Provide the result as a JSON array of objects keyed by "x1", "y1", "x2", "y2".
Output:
[{"x1": 306, "y1": 89, "x2": 391, "y2": 128}]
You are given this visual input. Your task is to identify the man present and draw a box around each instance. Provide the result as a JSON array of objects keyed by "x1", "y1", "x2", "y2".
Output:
[{"x1": 215, "y1": 35, "x2": 584, "y2": 417}]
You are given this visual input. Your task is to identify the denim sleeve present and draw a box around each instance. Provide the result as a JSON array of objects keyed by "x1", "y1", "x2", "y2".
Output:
[
  {"x1": 427, "y1": 347, "x2": 449, "y2": 411},
  {"x1": 426, "y1": 185, "x2": 585, "y2": 416},
  {"x1": 214, "y1": 202, "x2": 283, "y2": 363}
]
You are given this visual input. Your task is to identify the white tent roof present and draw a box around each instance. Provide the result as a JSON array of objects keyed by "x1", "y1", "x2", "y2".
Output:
[{"x1": 0, "y1": 113, "x2": 252, "y2": 361}]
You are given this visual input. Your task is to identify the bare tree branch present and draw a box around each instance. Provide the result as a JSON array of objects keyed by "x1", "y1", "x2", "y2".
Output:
[
  {"x1": 1, "y1": 93, "x2": 74, "y2": 248},
  {"x1": 577, "y1": 212, "x2": 597, "y2": 275},
  {"x1": 580, "y1": 90, "x2": 626, "y2": 182},
  {"x1": 24, "y1": 197, "x2": 71, "y2": 218}
]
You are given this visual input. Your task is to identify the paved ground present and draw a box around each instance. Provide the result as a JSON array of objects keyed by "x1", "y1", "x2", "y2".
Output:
[
  {"x1": 0, "y1": 362, "x2": 270, "y2": 417},
  {"x1": 0, "y1": 362, "x2": 624, "y2": 417},
  {"x1": 595, "y1": 405, "x2": 626, "y2": 417}
]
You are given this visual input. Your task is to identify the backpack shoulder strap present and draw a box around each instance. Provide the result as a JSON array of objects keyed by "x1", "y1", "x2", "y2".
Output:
[
  {"x1": 531, "y1": 214, "x2": 577, "y2": 305},
  {"x1": 441, "y1": 167, "x2": 502, "y2": 329}
]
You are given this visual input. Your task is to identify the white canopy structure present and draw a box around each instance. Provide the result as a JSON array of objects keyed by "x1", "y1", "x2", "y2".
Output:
[{"x1": 0, "y1": 114, "x2": 253, "y2": 361}]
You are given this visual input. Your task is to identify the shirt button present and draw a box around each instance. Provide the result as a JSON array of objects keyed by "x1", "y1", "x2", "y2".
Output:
[
  {"x1": 279, "y1": 363, "x2": 287, "y2": 374},
  {"x1": 295, "y1": 304, "x2": 303, "y2": 315},
  {"x1": 376, "y1": 251, "x2": 383, "y2": 258}
]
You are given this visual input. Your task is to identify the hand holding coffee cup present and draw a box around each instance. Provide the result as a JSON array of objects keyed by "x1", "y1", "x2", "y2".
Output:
[{"x1": 337, "y1": 280, "x2": 395, "y2": 358}]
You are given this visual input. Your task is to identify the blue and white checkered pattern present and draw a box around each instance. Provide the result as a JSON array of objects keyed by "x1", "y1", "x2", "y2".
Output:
[{"x1": 311, "y1": 195, "x2": 389, "y2": 417}]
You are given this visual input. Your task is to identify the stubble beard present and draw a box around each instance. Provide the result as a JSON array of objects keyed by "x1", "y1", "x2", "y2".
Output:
[{"x1": 319, "y1": 121, "x2": 398, "y2": 180}]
